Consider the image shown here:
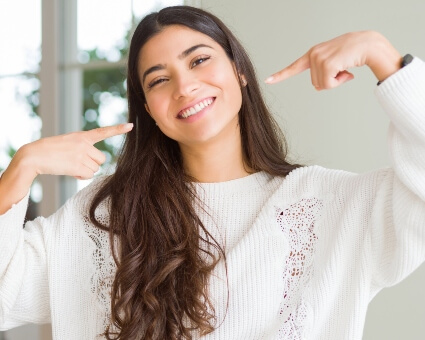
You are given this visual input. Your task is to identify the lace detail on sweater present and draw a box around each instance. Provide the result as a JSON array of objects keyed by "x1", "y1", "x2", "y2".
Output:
[
  {"x1": 83, "y1": 209, "x2": 117, "y2": 335},
  {"x1": 275, "y1": 198, "x2": 323, "y2": 339}
]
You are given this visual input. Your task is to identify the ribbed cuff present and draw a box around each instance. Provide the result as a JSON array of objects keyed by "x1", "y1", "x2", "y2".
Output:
[{"x1": 375, "y1": 57, "x2": 425, "y2": 143}]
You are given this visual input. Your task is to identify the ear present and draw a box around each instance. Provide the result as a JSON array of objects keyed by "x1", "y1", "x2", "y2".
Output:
[
  {"x1": 231, "y1": 62, "x2": 247, "y2": 87},
  {"x1": 240, "y1": 74, "x2": 247, "y2": 87}
]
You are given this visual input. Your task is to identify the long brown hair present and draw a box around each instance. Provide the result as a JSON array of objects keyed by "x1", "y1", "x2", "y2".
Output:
[{"x1": 89, "y1": 5, "x2": 301, "y2": 339}]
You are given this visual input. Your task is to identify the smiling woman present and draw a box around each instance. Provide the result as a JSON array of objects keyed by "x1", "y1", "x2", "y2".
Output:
[
  {"x1": 91, "y1": 8, "x2": 301, "y2": 337},
  {"x1": 1, "y1": 4, "x2": 425, "y2": 340}
]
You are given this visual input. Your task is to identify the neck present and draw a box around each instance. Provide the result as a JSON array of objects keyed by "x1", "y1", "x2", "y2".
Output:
[{"x1": 179, "y1": 126, "x2": 251, "y2": 183}]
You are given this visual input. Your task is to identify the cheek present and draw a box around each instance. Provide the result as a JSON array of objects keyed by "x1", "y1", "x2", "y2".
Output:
[
  {"x1": 207, "y1": 69, "x2": 242, "y2": 107},
  {"x1": 146, "y1": 94, "x2": 169, "y2": 121},
  {"x1": 211, "y1": 64, "x2": 239, "y2": 88},
  {"x1": 217, "y1": 69, "x2": 242, "y2": 106}
]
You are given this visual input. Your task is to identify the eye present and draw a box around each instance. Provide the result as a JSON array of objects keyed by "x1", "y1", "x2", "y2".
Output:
[
  {"x1": 147, "y1": 77, "x2": 167, "y2": 89},
  {"x1": 191, "y1": 55, "x2": 211, "y2": 68}
]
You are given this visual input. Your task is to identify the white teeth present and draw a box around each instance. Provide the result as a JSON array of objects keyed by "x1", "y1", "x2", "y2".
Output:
[{"x1": 181, "y1": 98, "x2": 213, "y2": 118}]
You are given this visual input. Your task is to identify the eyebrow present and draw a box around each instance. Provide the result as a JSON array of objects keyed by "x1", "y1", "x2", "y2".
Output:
[{"x1": 141, "y1": 43, "x2": 213, "y2": 85}]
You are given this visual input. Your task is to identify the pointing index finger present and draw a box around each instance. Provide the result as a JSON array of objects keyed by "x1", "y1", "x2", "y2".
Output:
[
  {"x1": 265, "y1": 53, "x2": 310, "y2": 84},
  {"x1": 86, "y1": 123, "x2": 134, "y2": 144}
]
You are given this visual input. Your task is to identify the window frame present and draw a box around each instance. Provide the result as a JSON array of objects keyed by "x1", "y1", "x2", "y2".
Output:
[{"x1": 40, "y1": 0, "x2": 201, "y2": 214}]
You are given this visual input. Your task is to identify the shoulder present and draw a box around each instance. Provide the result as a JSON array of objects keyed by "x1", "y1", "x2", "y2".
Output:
[
  {"x1": 73, "y1": 175, "x2": 110, "y2": 204},
  {"x1": 56, "y1": 175, "x2": 111, "y2": 221},
  {"x1": 276, "y1": 165, "x2": 393, "y2": 203}
]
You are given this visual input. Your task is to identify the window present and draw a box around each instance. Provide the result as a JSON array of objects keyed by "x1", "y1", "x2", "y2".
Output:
[
  {"x1": 0, "y1": 0, "x2": 42, "y2": 216},
  {"x1": 1, "y1": 1, "x2": 197, "y2": 339}
]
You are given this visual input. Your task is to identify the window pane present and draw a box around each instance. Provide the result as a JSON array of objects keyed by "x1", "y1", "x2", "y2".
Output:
[
  {"x1": 0, "y1": 76, "x2": 41, "y2": 170},
  {"x1": 77, "y1": 0, "x2": 132, "y2": 63},
  {"x1": 0, "y1": 0, "x2": 41, "y2": 75},
  {"x1": 82, "y1": 67, "x2": 128, "y2": 172},
  {"x1": 76, "y1": 0, "x2": 183, "y2": 192},
  {"x1": 0, "y1": 76, "x2": 42, "y2": 219}
]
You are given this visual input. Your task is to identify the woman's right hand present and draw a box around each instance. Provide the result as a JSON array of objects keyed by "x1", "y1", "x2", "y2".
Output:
[
  {"x1": 0, "y1": 123, "x2": 133, "y2": 214},
  {"x1": 21, "y1": 123, "x2": 133, "y2": 179}
]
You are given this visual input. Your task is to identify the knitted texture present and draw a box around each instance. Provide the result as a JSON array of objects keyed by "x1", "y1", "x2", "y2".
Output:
[{"x1": 1, "y1": 58, "x2": 425, "y2": 339}]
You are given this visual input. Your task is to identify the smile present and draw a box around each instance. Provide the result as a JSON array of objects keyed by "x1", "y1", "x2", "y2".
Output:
[{"x1": 179, "y1": 98, "x2": 215, "y2": 119}]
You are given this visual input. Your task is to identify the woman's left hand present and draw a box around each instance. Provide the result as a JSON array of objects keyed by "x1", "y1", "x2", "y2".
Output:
[{"x1": 265, "y1": 31, "x2": 402, "y2": 90}]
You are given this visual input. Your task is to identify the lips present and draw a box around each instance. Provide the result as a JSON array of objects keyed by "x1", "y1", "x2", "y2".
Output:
[{"x1": 177, "y1": 97, "x2": 215, "y2": 119}]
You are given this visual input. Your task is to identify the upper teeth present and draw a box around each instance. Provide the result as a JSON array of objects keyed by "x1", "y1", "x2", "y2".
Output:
[{"x1": 181, "y1": 98, "x2": 213, "y2": 118}]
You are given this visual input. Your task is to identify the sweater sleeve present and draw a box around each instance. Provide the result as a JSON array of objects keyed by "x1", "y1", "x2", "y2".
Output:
[
  {"x1": 0, "y1": 189, "x2": 51, "y2": 329},
  {"x1": 369, "y1": 57, "x2": 425, "y2": 288}
]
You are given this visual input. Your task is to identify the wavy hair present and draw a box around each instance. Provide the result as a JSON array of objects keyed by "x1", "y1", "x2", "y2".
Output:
[{"x1": 89, "y1": 5, "x2": 301, "y2": 339}]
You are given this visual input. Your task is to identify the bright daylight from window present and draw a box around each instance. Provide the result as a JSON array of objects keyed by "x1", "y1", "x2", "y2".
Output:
[{"x1": 0, "y1": 0, "x2": 183, "y2": 195}]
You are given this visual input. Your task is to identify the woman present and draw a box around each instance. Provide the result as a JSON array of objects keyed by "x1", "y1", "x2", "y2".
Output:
[{"x1": 1, "y1": 5, "x2": 424, "y2": 340}]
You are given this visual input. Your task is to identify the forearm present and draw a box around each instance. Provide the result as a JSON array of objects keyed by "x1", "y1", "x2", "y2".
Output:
[
  {"x1": 0, "y1": 146, "x2": 37, "y2": 215},
  {"x1": 371, "y1": 58, "x2": 425, "y2": 285},
  {"x1": 375, "y1": 56, "x2": 425, "y2": 199}
]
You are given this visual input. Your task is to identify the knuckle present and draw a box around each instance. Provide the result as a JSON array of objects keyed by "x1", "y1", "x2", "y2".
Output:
[{"x1": 309, "y1": 47, "x2": 320, "y2": 59}]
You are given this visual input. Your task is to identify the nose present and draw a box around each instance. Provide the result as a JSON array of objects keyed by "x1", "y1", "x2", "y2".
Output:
[{"x1": 172, "y1": 73, "x2": 200, "y2": 100}]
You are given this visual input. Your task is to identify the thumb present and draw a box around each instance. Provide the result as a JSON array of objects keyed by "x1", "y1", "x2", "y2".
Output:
[{"x1": 334, "y1": 70, "x2": 355, "y2": 85}]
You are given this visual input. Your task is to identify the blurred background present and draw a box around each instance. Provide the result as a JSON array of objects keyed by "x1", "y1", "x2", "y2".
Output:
[
  {"x1": 1, "y1": 0, "x2": 424, "y2": 339},
  {"x1": 0, "y1": 0, "x2": 189, "y2": 220},
  {"x1": 0, "y1": 0, "x2": 188, "y2": 338}
]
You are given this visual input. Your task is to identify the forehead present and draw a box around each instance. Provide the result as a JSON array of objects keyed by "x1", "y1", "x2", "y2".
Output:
[{"x1": 138, "y1": 25, "x2": 219, "y2": 68}]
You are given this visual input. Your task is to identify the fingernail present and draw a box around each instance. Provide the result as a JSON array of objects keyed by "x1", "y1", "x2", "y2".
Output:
[
  {"x1": 265, "y1": 76, "x2": 274, "y2": 83},
  {"x1": 124, "y1": 123, "x2": 134, "y2": 129}
]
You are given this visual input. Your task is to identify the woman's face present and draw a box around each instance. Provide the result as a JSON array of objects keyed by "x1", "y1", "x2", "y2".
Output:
[{"x1": 138, "y1": 25, "x2": 243, "y2": 148}]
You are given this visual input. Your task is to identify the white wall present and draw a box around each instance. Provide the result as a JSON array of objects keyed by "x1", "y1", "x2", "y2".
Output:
[{"x1": 201, "y1": 0, "x2": 425, "y2": 338}]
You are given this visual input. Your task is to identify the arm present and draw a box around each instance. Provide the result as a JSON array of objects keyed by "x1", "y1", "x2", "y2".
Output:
[
  {"x1": 0, "y1": 123, "x2": 132, "y2": 329},
  {"x1": 370, "y1": 57, "x2": 425, "y2": 287},
  {"x1": 266, "y1": 31, "x2": 425, "y2": 286},
  {"x1": 0, "y1": 123, "x2": 133, "y2": 214},
  {"x1": 0, "y1": 197, "x2": 50, "y2": 329}
]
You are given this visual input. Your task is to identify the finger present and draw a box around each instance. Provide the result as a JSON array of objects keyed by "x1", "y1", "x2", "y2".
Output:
[
  {"x1": 83, "y1": 158, "x2": 101, "y2": 174},
  {"x1": 88, "y1": 148, "x2": 107, "y2": 165},
  {"x1": 319, "y1": 70, "x2": 355, "y2": 89},
  {"x1": 309, "y1": 57, "x2": 321, "y2": 90},
  {"x1": 74, "y1": 167, "x2": 95, "y2": 180},
  {"x1": 85, "y1": 123, "x2": 133, "y2": 144},
  {"x1": 334, "y1": 70, "x2": 355, "y2": 87},
  {"x1": 265, "y1": 54, "x2": 310, "y2": 84}
]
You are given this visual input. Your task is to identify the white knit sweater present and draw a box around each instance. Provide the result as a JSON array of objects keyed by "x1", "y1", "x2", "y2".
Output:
[{"x1": 1, "y1": 58, "x2": 425, "y2": 340}]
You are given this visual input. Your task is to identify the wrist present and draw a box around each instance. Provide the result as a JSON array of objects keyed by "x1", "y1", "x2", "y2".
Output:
[
  {"x1": 12, "y1": 145, "x2": 39, "y2": 182},
  {"x1": 365, "y1": 32, "x2": 402, "y2": 82},
  {"x1": 0, "y1": 148, "x2": 36, "y2": 214}
]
